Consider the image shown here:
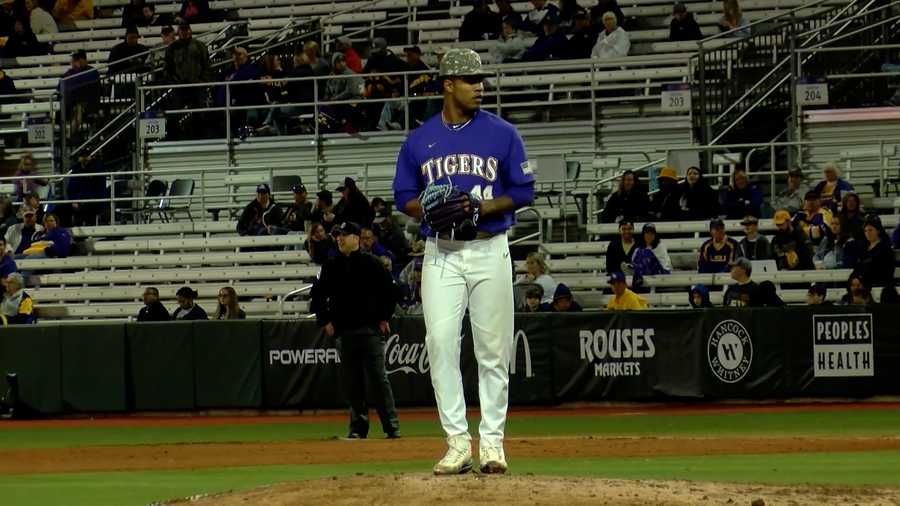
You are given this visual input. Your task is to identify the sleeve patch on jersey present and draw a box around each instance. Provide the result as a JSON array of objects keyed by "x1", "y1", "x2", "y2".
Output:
[{"x1": 521, "y1": 161, "x2": 533, "y2": 175}]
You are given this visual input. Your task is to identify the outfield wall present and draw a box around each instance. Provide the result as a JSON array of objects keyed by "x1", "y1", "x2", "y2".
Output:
[{"x1": 1, "y1": 308, "x2": 898, "y2": 415}]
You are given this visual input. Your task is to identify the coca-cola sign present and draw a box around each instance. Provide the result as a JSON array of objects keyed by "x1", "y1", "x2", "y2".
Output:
[{"x1": 385, "y1": 334, "x2": 430, "y2": 375}]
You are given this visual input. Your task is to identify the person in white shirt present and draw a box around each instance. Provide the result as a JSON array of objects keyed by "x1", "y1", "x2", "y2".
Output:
[
  {"x1": 592, "y1": 11, "x2": 630, "y2": 59},
  {"x1": 26, "y1": 0, "x2": 58, "y2": 35},
  {"x1": 514, "y1": 252, "x2": 558, "y2": 304}
]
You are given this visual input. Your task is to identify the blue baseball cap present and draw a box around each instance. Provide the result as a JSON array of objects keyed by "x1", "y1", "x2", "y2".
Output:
[{"x1": 608, "y1": 272, "x2": 626, "y2": 283}]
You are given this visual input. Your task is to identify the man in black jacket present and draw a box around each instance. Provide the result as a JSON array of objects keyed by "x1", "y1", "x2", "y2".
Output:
[
  {"x1": 669, "y1": 3, "x2": 703, "y2": 41},
  {"x1": 108, "y1": 26, "x2": 149, "y2": 75},
  {"x1": 137, "y1": 287, "x2": 170, "y2": 321},
  {"x1": 334, "y1": 177, "x2": 373, "y2": 228},
  {"x1": 311, "y1": 221, "x2": 400, "y2": 439},
  {"x1": 237, "y1": 184, "x2": 284, "y2": 236}
]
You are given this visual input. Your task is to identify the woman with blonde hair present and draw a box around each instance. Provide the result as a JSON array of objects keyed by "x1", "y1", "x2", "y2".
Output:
[
  {"x1": 215, "y1": 286, "x2": 246, "y2": 320},
  {"x1": 515, "y1": 251, "x2": 557, "y2": 304},
  {"x1": 719, "y1": 0, "x2": 748, "y2": 37}
]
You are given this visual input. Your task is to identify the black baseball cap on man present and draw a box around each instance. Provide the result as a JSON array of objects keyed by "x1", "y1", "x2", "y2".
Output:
[
  {"x1": 256, "y1": 183, "x2": 270, "y2": 194},
  {"x1": 403, "y1": 46, "x2": 422, "y2": 54},
  {"x1": 336, "y1": 221, "x2": 361, "y2": 236},
  {"x1": 292, "y1": 183, "x2": 307, "y2": 194},
  {"x1": 71, "y1": 49, "x2": 87, "y2": 60},
  {"x1": 709, "y1": 218, "x2": 725, "y2": 230},
  {"x1": 808, "y1": 283, "x2": 827, "y2": 298},
  {"x1": 740, "y1": 215, "x2": 759, "y2": 226}
]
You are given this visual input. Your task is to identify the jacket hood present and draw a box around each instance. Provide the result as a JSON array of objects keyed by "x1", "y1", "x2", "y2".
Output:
[
  {"x1": 689, "y1": 283, "x2": 712, "y2": 307},
  {"x1": 553, "y1": 283, "x2": 573, "y2": 300}
]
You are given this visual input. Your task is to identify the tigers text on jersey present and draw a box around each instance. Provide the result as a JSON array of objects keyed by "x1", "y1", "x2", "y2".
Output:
[{"x1": 393, "y1": 110, "x2": 535, "y2": 235}]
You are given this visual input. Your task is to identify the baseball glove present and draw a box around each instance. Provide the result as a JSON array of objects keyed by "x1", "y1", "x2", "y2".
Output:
[{"x1": 420, "y1": 182, "x2": 481, "y2": 240}]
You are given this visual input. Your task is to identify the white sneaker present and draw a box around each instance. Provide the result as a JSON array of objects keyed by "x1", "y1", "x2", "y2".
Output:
[
  {"x1": 433, "y1": 436, "x2": 473, "y2": 475},
  {"x1": 479, "y1": 444, "x2": 508, "y2": 474}
]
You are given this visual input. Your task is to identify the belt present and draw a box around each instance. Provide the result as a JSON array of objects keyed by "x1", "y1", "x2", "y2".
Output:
[{"x1": 436, "y1": 231, "x2": 497, "y2": 241}]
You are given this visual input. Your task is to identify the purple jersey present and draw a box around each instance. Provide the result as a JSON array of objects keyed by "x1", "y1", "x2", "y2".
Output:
[{"x1": 393, "y1": 110, "x2": 535, "y2": 235}]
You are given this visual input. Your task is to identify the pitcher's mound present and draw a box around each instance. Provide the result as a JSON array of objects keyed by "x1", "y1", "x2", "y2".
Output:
[{"x1": 173, "y1": 474, "x2": 900, "y2": 505}]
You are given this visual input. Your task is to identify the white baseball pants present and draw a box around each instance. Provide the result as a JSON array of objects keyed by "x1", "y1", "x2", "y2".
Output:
[{"x1": 422, "y1": 233, "x2": 514, "y2": 447}]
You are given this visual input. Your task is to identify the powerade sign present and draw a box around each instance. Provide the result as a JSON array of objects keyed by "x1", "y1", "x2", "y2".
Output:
[{"x1": 813, "y1": 314, "x2": 874, "y2": 377}]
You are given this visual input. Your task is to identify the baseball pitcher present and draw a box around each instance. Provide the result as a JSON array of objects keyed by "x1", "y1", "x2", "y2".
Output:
[{"x1": 393, "y1": 49, "x2": 535, "y2": 475}]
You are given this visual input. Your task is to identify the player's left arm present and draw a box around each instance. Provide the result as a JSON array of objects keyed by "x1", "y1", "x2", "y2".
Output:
[{"x1": 483, "y1": 127, "x2": 535, "y2": 217}]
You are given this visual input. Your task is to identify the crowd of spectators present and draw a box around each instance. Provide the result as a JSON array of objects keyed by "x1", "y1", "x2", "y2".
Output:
[{"x1": 135, "y1": 285, "x2": 245, "y2": 321}]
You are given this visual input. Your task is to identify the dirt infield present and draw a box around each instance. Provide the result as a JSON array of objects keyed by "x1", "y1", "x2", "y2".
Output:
[
  {"x1": 4, "y1": 435, "x2": 900, "y2": 475},
  {"x1": 176, "y1": 475, "x2": 900, "y2": 506}
]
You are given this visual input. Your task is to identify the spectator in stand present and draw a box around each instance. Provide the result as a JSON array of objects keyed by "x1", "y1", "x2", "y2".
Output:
[
  {"x1": 137, "y1": 4, "x2": 170, "y2": 27},
  {"x1": 52, "y1": 0, "x2": 94, "y2": 29},
  {"x1": 606, "y1": 272, "x2": 648, "y2": 310},
  {"x1": 496, "y1": 0, "x2": 521, "y2": 26},
  {"x1": 669, "y1": 2, "x2": 702, "y2": 41},
  {"x1": 147, "y1": 26, "x2": 175, "y2": 74},
  {"x1": 404, "y1": 46, "x2": 431, "y2": 125},
  {"x1": 840, "y1": 272, "x2": 874, "y2": 306},
  {"x1": 305, "y1": 222, "x2": 337, "y2": 265},
  {"x1": 237, "y1": 184, "x2": 283, "y2": 237},
  {"x1": 121, "y1": 0, "x2": 145, "y2": 27},
  {"x1": 0, "y1": 238, "x2": 16, "y2": 279},
  {"x1": 214, "y1": 286, "x2": 246, "y2": 319},
  {"x1": 59, "y1": 50, "x2": 102, "y2": 136},
  {"x1": 27, "y1": 214, "x2": 71, "y2": 258},
  {"x1": 14, "y1": 152, "x2": 48, "y2": 202},
  {"x1": 631, "y1": 223, "x2": 672, "y2": 280},
  {"x1": 334, "y1": 177, "x2": 373, "y2": 228},
  {"x1": 757, "y1": 281, "x2": 785, "y2": 307},
  {"x1": 558, "y1": 0, "x2": 587, "y2": 33},
  {"x1": 303, "y1": 41, "x2": 330, "y2": 76},
  {"x1": 723, "y1": 257, "x2": 758, "y2": 307},
  {"x1": 362, "y1": 38, "x2": 407, "y2": 130},
  {"x1": 698, "y1": 218, "x2": 740, "y2": 273},
  {"x1": 218, "y1": 46, "x2": 263, "y2": 133},
  {"x1": 0, "y1": 0, "x2": 15, "y2": 36},
  {"x1": 881, "y1": 285, "x2": 900, "y2": 305},
  {"x1": 523, "y1": 285, "x2": 543, "y2": 313},
  {"x1": 178, "y1": 0, "x2": 212, "y2": 24},
  {"x1": 718, "y1": 0, "x2": 749, "y2": 37},
  {"x1": 23, "y1": 193, "x2": 44, "y2": 224},
  {"x1": 591, "y1": 12, "x2": 630, "y2": 59},
  {"x1": 165, "y1": 23, "x2": 212, "y2": 135},
  {"x1": 541, "y1": 283, "x2": 583, "y2": 312},
  {"x1": 171, "y1": 286, "x2": 208, "y2": 320},
  {"x1": 371, "y1": 197, "x2": 386, "y2": 216},
  {"x1": 311, "y1": 190, "x2": 337, "y2": 233},
  {"x1": 813, "y1": 216, "x2": 860, "y2": 269},
  {"x1": 739, "y1": 215, "x2": 771, "y2": 261},
  {"x1": 812, "y1": 163, "x2": 853, "y2": 212},
  {"x1": 66, "y1": 153, "x2": 107, "y2": 226},
  {"x1": 590, "y1": 0, "x2": 625, "y2": 30},
  {"x1": 721, "y1": 168, "x2": 763, "y2": 219},
  {"x1": 399, "y1": 256, "x2": 424, "y2": 314},
  {"x1": 2, "y1": 19, "x2": 43, "y2": 58},
  {"x1": 565, "y1": 12, "x2": 597, "y2": 59},
  {"x1": 688, "y1": 283, "x2": 714, "y2": 308},
  {"x1": 606, "y1": 219, "x2": 642, "y2": 275},
  {"x1": 792, "y1": 191, "x2": 832, "y2": 247},
  {"x1": 0, "y1": 67, "x2": 19, "y2": 106},
  {"x1": 360, "y1": 226, "x2": 396, "y2": 268},
  {"x1": 279, "y1": 183, "x2": 312, "y2": 234},
  {"x1": 6, "y1": 207, "x2": 41, "y2": 255},
  {"x1": 771, "y1": 210, "x2": 814, "y2": 271},
  {"x1": 600, "y1": 169, "x2": 648, "y2": 223},
  {"x1": 522, "y1": 0, "x2": 559, "y2": 36},
  {"x1": 1, "y1": 273, "x2": 34, "y2": 324},
  {"x1": 137, "y1": 287, "x2": 170, "y2": 321},
  {"x1": 522, "y1": 13, "x2": 568, "y2": 62},
  {"x1": 459, "y1": 0, "x2": 501, "y2": 41},
  {"x1": 678, "y1": 166, "x2": 719, "y2": 220},
  {"x1": 648, "y1": 166, "x2": 681, "y2": 221},
  {"x1": 26, "y1": 0, "x2": 57, "y2": 35},
  {"x1": 335, "y1": 36, "x2": 362, "y2": 74},
  {"x1": 107, "y1": 26, "x2": 149, "y2": 75},
  {"x1": 806, "y1": 283, "x2": 830, "y2": 306},
  {"x1": 514, "y1": 252, "x2": 557, "y2": 304},
  {"x1": 838, "y1": 192, "x2": 865, "y2": 241},
  {"x1": 492, "y1": 16, "x2": 531, "y2": 63},
  {"x1": 256, "y1": 54, "x2": 287, "y2": 136},
  {"x1": 772, "y1": 168, "x2": 808, "y2": 215},
  {"x1": 373, "y1": 208, "x2": 409, "y2": 262},
  {"x1": 854, "y1": 215, "x2": 895, "y2": 287}
]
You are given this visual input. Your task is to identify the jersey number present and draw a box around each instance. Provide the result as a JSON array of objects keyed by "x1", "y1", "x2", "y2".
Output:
[{"x1": 470, "y1": 184, "x2": 493, "y2": 200}]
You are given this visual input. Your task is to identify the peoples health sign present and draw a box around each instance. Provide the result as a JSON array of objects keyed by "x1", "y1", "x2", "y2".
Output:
[{"x1": 813, "y1": 313, "x2": 874, "y2": 378}]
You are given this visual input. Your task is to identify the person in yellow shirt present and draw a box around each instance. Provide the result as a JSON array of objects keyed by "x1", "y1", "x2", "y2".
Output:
[{"x1": 606, "y1": 272, "x2": 648, "y2": 310}]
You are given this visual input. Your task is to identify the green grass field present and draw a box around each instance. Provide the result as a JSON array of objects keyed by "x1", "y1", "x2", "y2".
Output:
[{"x1": 2, "y1": 406, "x2": 899, "y2": 506}]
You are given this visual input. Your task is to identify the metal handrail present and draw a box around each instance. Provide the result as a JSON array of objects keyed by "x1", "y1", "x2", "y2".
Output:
[
  {"x1": 281, "y1": 284, "x2": 314, "y2": 316},
  {"x1": 511, "y1": 206, "x2": 543, "y2": 246}
]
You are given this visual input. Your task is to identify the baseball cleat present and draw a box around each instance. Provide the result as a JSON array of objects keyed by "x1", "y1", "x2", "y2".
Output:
[
  {"x1": 433, "y1": 436, "x2": 473, "y2": 475},
  {"x1": 479, "y1": 445, "x2": 508, "y2": 474}
]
